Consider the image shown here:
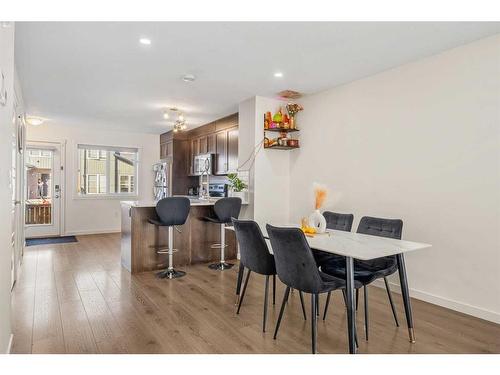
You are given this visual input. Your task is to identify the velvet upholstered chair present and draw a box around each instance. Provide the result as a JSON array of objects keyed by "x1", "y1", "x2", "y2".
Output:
[
  {"x1": 321, "y1": 216, "x2": 403, "y2": 340},
  {"x1": 232, "y1": 219, "x2": 307, "y2": 331},
  {"x1": 266, "y1": 224, "x2": 361, "y2": 354}
]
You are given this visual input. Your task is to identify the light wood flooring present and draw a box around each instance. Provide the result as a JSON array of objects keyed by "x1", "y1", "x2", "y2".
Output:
[{"x1": 10, "y1": 233, "x2": 500, "y2": 354}]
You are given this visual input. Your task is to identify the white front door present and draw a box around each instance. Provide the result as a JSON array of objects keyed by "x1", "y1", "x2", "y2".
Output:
[{"x1": 25, "y1": 142, "x2": 62, "y2": 238}]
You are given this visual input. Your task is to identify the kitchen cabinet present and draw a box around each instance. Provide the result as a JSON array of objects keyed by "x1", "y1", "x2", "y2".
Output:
[
  {"x1": 161, "y1": 113, "x2": 238, "y2": 177},
  {"x1": 160, "y1": 140, "x2": 173, "y2": 159},
  {"x1": 227, "y1": 128, "x2": 238, "y2": 173},
  {"x1": 215, "y1": 131, "x2": 227, "y2": 175},
  {"x1": 207, "y1": 134, "x2": 216, "y2": 154},
  {"x1": 189, "y1": 138, "x2": 199, "y2": 175},
  {"x1": 199, "y1": 136, "x2": 208, "y2": 154}
]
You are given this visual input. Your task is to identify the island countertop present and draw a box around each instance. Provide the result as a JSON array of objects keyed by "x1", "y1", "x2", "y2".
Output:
[
  {"x1": 121, "y1": 197, "x2": 219, "y2": 208},
  {"x1": 120, "y1": 198, "x2": 238, "y2": 273}
]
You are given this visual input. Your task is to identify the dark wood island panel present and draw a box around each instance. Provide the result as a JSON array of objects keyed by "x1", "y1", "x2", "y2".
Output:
[{"x1": 121, "y1": 202, "x2": 237, "y2": 274}]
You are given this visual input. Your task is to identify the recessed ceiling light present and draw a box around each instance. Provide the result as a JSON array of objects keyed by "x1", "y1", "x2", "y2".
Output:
[
  {"x1": 182, "y1": 74, "x2": 196, "y2": 82},
  {"x1": 26, "y1": 116, "x2": 44, "y2": 126},
  {"x1": 139, "y1": 38, "x2": 151, "y2": 45},
  {"x1": 274, "y1": 72, "x2": 283, "y2": 78},
  {"x1": 163, "y1": 111, "x2": 169, "y2": 120}
]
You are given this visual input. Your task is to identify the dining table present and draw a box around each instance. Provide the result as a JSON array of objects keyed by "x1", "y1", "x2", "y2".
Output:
[{"x1": 227, "y1": 223, "x2": 431, "y2": 354}]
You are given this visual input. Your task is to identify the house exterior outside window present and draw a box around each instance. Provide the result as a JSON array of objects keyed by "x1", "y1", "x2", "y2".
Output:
[{"x1": 77, "y1": 144, "x2": 139, "y2": 197}]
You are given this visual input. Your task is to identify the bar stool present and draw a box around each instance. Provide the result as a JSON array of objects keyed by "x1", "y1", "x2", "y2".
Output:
[
  {"x1": 148, "y1": 197, "x2": 191, "y2": 279},
  {"x1": 204, "y1": 197, "x2": 242, "y2": 271}
]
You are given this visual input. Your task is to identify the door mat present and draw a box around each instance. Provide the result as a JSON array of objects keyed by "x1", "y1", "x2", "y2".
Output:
[{"x1": 26, "y1": 236, "x2": 78, "y2": 246}]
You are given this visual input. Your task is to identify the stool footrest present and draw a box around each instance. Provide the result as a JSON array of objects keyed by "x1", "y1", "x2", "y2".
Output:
[
  {"x1": 156, "y1": 248, "x2": 180, "y2": 254},
  {"x1": 210, "y1": 243, "x2": 229, "y2": 249}
]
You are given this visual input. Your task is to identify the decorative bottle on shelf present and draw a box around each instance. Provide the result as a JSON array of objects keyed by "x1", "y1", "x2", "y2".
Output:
[{"x1": 308, "y1": 209, "x2": 327, "y2": 233}]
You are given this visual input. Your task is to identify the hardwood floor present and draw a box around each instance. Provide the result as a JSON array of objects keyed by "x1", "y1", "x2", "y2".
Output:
[{"x1": 11, "y1": 233, "x2": 500, "y2": 354}]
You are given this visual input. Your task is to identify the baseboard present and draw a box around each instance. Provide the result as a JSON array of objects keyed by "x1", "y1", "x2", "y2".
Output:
[
  {"x1": 65, "y1": 229, "x2": 121, "y2": 236},
  {"x1": 6, "y1": 334, "x2": 13, "y2": 354},
  {"x1": 372, "y1": 279, "x2": 500, "y2": 324}
]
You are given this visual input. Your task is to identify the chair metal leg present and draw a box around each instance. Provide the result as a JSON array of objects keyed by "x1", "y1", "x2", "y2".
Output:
[
  {"x1": 236, "y1": 269, "x2": 251, "y2": 314},
  {"x1": 316, "y1": 294, "x2": 320, "y2": 316},
  {"x1": 209, "y1": 224, "x2": 233, "y2": 270},
  {"x1": 273, "y1": 286, "x2": 291, "y2": 339},
  {"x1": 299, "y1": 291, "x2": 307, "y2": 320},
  {"x1": 311, "y1": 293, "x2": 318, "y2": 354},
  {"x1": 323, "y1": 291, "x2": 332, "y2": 320},
  {"x1": 263, "y1": 275, "x2": 270, "y2": 332},
  {"x1": 272, "y1": 274, "x2": 276, "y2": 305},
  {"x1": 156, "y1": 226, "x2": 186, "y2": 279},
  {"x1": 384, "y1": 276, "x2": 400, "y2": 327},
  {"x1": 364, "y1": 285, "x2": 369, "y2": 341},
  {"x1": 235, "y1": 263, "x2": 245, "y2": 305}
]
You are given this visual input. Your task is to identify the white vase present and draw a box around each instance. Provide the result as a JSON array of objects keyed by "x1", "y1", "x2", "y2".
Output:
[
  {"x1": 309, "y1": 209, "x2": 327, "y2": 233},
  {"x1": 229, "y1": 190, "x2": 247, "y2": 203}
]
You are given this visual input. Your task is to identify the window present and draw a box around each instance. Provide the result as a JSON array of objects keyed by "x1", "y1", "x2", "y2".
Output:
[{"x1": 77, "y1": 144, "x2": 139, "y2": 196}]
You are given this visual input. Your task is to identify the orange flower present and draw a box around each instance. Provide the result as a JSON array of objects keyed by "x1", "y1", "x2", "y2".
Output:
[{"x1": 314, "y1": 184, "x2": 327, "y2": 209}]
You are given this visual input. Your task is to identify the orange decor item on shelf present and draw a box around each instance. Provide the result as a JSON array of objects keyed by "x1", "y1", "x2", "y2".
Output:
[{"x1": 314, "y1": 184, "x2": 327, "y2": 209}]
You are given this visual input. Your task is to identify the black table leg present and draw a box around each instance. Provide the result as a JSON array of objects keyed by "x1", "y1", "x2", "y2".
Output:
[
  {"x1": 345, "y1": 256, "x2": 356, "y2": 354},
  {"x1": 235, "y1": 262, "x2": 244, "y2": 305},
  {"x1": 396, "y1": 253, "x2": 415, "y2": 343}
]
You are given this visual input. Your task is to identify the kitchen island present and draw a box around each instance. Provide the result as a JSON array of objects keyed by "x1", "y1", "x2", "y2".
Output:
[{"x1": 121, "y1": 199, "x2": 237, "y2": 274}]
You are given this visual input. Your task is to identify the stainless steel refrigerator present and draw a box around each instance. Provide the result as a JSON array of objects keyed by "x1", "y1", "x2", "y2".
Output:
[{"x1": 153, "y1": 160, "x2": 172, "y2": 202}]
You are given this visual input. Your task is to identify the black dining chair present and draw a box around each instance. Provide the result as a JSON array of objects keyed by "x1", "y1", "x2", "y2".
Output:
[
  {"x1": 311, "y1": 211, "x2": 355, "y2": 320},
  {"x1": 232, "y1": 218, "x2": 276, "y2": 332},
  {"x1": 321, "y1": 216, "x2": 403, "y2": 340},
  {"x1": 312, "y1": 211, "x2": 354, "y2": 271},
  {"x1": 233, "y1": 219, "x2": 308, "y2": 330},
  {"x1": 204, "y1": 197, "x2": 242, "y2": 270},
  {"x1": 266, "y1": 224, "x2": 361, "y2": 354},
  {"x1": 147, "y1": 197, "x2": 191, "y2": 279}
]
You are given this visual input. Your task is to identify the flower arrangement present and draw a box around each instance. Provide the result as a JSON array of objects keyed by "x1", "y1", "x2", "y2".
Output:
[
  {"x1": 314, "y1": 183, "x2": 327, "y2": 209},
  {"x1": 286, "y1": 102, "x2": 303, "y2": 118}
]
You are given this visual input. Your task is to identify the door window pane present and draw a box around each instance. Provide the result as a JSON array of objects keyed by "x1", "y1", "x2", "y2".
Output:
[{"x1": 25, "y1": 148, "x2": 53, "y2": 225}]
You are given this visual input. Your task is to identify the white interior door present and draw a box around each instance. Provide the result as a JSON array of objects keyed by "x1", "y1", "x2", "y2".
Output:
[{"x1": 25, "y1": 142, "x2": 62, "y2": 238}]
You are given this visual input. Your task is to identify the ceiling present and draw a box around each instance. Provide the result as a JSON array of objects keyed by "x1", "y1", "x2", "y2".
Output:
[{"x1": 15, "y1": 22, "x2": 500, "y2": 134}]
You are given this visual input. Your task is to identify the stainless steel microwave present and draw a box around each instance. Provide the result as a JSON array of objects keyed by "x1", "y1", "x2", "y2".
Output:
[{"x1": 193, "y1": 154, "x2": 214, "y2": 176}]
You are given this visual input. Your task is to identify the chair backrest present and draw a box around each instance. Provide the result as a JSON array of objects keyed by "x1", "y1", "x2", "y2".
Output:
[
  {"x1": 323, "y1": 211, "x2": 354, "y2": 232},
  {"x1": 232, "y1": 219, "x2": 275, "y2": 276},
  {"x1": 155, "y1": 197, "x2": 191, "y2": 226},
  {"x1": 214, "y1": 197, "x2": 242, "y2": 223},
  {"x1": 357, "y1": 216, "x2": 403, "y2": 239},
  {"x1": 266, "y1": 224, "x2": 324, "y2": 294}
]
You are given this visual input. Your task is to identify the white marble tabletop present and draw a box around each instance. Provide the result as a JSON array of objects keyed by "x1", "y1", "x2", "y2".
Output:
[{"x1": 227, "y1": 223, "x2": 431, "y2": 261}]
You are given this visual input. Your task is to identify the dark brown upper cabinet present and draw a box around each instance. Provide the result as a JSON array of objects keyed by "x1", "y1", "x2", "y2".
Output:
[
  {"x1": 227, "y1": 128, "x2": 238, "y2": 173},
  {"x1": 199, "y1": 136, "x2": 208, "y2": 154},
  {"x1": 215, "y1": 131, "x2": 228, "y2": 175}
]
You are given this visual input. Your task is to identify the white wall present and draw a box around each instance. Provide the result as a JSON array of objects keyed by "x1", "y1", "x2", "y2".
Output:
[
  {"x1": 27, "y1": 124, "x2": 159, "y2": 235},
  {"x1": 289, "y1": 35, "x2": 500, "y2": 323},
  {"x1": 238, "y1": 96, "x2": 290, "y2": 224},
  {"x1": 0, "y1": 23, "x2": 15, "y2": 353}
]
